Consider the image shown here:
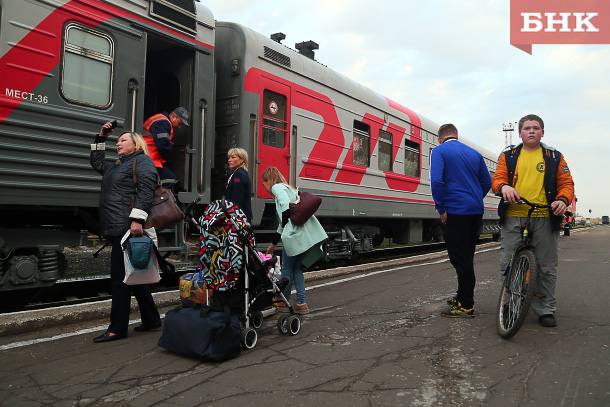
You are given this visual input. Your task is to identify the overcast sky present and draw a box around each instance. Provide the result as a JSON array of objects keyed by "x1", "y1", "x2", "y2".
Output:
[{"x1": 205, "y1": 0, "x2": 610, "y2": 218}]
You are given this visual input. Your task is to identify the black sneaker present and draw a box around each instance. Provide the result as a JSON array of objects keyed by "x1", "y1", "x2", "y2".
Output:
[
  {"x1": 441, "y1": 302, "x2": 475, "y2": 318},
  {"x1": 538, "y1": 314, "x2": 557, "y2": 327}
]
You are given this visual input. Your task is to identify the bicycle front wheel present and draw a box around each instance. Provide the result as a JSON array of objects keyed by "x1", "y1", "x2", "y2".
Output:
[{"x1": 496, "y1": 249, "x2": 538, "y2": 339}]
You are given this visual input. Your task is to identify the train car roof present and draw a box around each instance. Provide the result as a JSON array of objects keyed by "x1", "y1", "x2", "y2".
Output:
[
  {"x1": 108, "y1": 0, "x2": 215, "y2": 46},
  {"x1": 216, "y1": 21, "x2": 497, "y2": 159},
  {"x1": 216, "y1": 22, "x2": 439, "y2": 133}
]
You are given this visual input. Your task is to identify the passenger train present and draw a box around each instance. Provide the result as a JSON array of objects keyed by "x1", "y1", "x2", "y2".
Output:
[{"x1": 0, "y1": 0, "x2": 500, "y2": 293}]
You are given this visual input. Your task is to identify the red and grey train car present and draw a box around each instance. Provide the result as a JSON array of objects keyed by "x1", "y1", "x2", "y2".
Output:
[
  {"x1": 213, "y1": 22, "x2": 500, "y2": 260},
  {"x1": 0, "y1": 0, "x2": 215, "y2": 292},
  {"x1": 0, "y1": 0, "x2": 500, "y2": 293}
]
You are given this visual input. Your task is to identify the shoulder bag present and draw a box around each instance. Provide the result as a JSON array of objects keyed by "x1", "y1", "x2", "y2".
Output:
[
  {"x1": 121, "y1": 229, "x2": 161, "y2": 285},
  {"x1": 132, "y1": 160, "x2": 184, "y2": 231},
  {"x1": 289, "y1": 188, "x2": 322, "y2": 226},
  {"x1": 125, "y1": 235, "x2": 154, "y2": 269}
]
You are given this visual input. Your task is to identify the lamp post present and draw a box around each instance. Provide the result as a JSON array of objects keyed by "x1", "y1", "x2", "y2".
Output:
[{"x1": 502, "y1": 122, "x2": 517, "y2": 147}]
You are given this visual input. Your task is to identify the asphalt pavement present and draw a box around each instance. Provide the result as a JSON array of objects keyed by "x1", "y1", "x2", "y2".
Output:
[{"x1": 0, "y1": 226, "x2": 608, "y2": 407}]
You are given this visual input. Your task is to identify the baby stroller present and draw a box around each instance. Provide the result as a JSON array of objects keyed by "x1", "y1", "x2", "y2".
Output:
[{"x1": 197, "y1": 198, "x2": 301, "y2": 349}]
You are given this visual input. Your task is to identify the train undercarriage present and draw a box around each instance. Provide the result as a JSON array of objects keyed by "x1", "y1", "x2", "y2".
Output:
[{"x1": 318, "y1": 217, "x2": 500, "y2": 262}]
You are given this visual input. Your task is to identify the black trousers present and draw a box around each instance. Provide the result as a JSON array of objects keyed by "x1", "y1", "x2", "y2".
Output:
[
  {"x1": 108, "y1": 236, "x2": 160, "y2": 336},
  {"x1": 442, "y1": 213, "x2": 482, "y2": 309},
  {"x1": 157, "y1": 165, "x2": 176, "y2": 190}
]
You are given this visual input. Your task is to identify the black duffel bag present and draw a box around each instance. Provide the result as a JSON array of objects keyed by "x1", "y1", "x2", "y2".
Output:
[{"x1": 158, "y1": 305, "x2": 241, "y2": 361}]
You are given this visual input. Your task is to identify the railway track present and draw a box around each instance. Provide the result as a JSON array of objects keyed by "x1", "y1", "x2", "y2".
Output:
[{"x1": 1, "y1": 239, "x2": 493, "y2": 313}]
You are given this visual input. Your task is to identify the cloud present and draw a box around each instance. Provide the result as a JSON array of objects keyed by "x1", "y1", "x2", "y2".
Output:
[
  {"x1": 342, "y1": 59, "x2": 368, "y2": 80},
  {"x1": 400, "y1": 66, "x2": 414, "y2": 77},
  {"x1": 204, "y1": 0, "x2": 610, "y2": 216},
  {"x1": 430, "y1": 80, "x2": 449, "y2": 95}
]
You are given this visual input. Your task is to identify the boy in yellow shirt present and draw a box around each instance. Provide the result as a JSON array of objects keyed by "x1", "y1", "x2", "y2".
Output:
[{"x1": 492, "y1": 114, "x2": 574, "y2": 327}]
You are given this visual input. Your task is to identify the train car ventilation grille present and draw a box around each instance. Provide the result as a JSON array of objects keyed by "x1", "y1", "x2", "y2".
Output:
[
  {"x1": 263, "y1": 46, "x2": 291, "y2": 68},
  {"x1": 150, "y1": 0, "x2": 197, "y2": 34}
]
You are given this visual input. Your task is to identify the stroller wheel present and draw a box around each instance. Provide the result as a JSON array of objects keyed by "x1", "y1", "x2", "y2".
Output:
[
  {"x1": 277, "y1": 315, "x2": 289, "y2": 334},
  {"x1": 251, "y1": 311, "x2": 264, "y2": 329},
  {"x1": 288, "y1": 315, "x2": 301, "y2": 335},
  {"x1": 241, "y1": 327, "x2": 258, "y2": 349}
]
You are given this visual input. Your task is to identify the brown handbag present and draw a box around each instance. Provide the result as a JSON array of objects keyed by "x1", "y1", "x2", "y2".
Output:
[
  {"x1": 132, "y1": 160, "x2": 184, "y2": 230},
  {"x1": 289, "y1": 189, "x2": 322, "y2": 226}
]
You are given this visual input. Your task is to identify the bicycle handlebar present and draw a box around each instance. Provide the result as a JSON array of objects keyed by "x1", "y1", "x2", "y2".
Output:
[
  {"x1": 516, "y1": 197, "x2": 552, "y2": 209},
  {"x1": 495, "y1": 191, "x2": 553, "y2": 209}
]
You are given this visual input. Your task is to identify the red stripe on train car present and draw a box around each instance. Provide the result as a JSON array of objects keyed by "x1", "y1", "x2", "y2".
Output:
[
  {"x1": 334, "y1": 113, "x2": 384, "y2": 185},
  {"x1": 384, "y1": 97, "x2": 425, "y2": 192},
  {"x1": 383, "y1": 121, "x2": 409, "y2": 189},
  {"x1": 385, "y1": 97, "x2": 422, "y2": 130},
  {"x1": 0, "y1": 0, "x2": 212, "y2": 123},
  {"x1": 328, "y1": 191, "x2": 497, "y2": 210},
  {"x1": 329, "y1": 190, "x2": 434, "y2": 204},
  {"x1": 244, "y1": 67, "x2": 344, "y2": 182}
]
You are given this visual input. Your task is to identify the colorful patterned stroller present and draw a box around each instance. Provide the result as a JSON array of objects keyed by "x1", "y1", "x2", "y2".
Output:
[{"x1": 198, "y1": 198, "x2": 301, "y2": 349}]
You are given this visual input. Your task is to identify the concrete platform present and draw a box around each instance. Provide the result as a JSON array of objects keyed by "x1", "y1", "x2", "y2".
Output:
[
  {"x1": 0, "y1": 249, "x2": 451, "y2": 337},
  {"x1": 1, "y1": 228, "x2": 608, "y2": 407}
]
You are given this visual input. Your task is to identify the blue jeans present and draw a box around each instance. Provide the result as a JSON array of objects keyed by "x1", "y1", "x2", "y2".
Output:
[{"x1": 281, "y1": 248, "x2": 308, "y2": 305}]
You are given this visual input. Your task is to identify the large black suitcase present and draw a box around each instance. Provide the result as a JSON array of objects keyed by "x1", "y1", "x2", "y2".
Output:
[{"x1": 158, "y1": 305, "x2": 241, "y2": 361}]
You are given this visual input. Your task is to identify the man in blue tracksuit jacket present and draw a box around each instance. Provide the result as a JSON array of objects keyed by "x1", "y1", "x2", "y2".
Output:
[{"x1": 430, "y1": 123, "x2": 491, "y2": 318}]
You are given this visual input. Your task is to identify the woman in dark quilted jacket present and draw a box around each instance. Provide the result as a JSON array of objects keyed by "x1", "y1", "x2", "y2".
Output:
[{"x1": 90, "y1": 121, "x2": 161, "y2": 343}]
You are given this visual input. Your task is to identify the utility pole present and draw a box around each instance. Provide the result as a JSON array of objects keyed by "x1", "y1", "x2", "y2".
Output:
[{"x1": 502, "y1": 122, "x2": 517, "y2": 147}]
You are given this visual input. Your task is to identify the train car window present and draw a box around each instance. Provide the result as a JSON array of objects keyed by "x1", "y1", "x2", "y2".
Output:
[
  {"x1": 404, "y1": 139, "x2": 420, "y2": 178},
  {"x1": 262, "y1": 90, "x2": 287, "y2": 148},
  {"x1": 378, "y1": 129, "x2": 393, "y2": 171},
  {"x1": 61, "y1": 23, "x2": 113, "y2": 108},
  {"x1": 353, "y1": 120, "x2": 370, "y2": 167}
]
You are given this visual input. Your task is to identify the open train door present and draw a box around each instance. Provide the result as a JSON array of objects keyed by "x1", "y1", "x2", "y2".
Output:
[{"x1": 257, "y1": 77, "x2": 291, "y2": 198}]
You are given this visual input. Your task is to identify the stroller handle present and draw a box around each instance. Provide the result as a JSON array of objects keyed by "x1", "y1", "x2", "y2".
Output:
[
  {"x1": 185, "y1": 198, "x2": 201, "y2": 218},
  {"x1": 263, "y1": 254, "x2": 278, "y2": 268},
  {"x1": 220, "y1": 197, "x2": 229, "y2": 215},
  {"x1": 184, "y1": 198, "x2": 201, "y2": 230}
]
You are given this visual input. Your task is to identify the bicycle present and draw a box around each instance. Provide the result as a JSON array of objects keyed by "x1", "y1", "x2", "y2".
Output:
[{"x1": 496, "y1": 197, "x2": 552, "y2": 339}]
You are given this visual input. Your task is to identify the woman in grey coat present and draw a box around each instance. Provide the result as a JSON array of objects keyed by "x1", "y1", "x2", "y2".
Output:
[{"x1": 90, "y1": 121, "x2": 161, "y2": 343}]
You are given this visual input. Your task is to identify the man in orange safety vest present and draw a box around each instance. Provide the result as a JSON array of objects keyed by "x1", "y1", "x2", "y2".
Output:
[{"x1": 142, "y1": 107, "x2": 189, "y2": 189}]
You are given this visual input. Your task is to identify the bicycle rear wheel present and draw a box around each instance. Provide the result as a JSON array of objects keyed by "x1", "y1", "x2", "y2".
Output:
[{"x1": 496, "y1": 249, "x2": 538, "y2": 338}]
